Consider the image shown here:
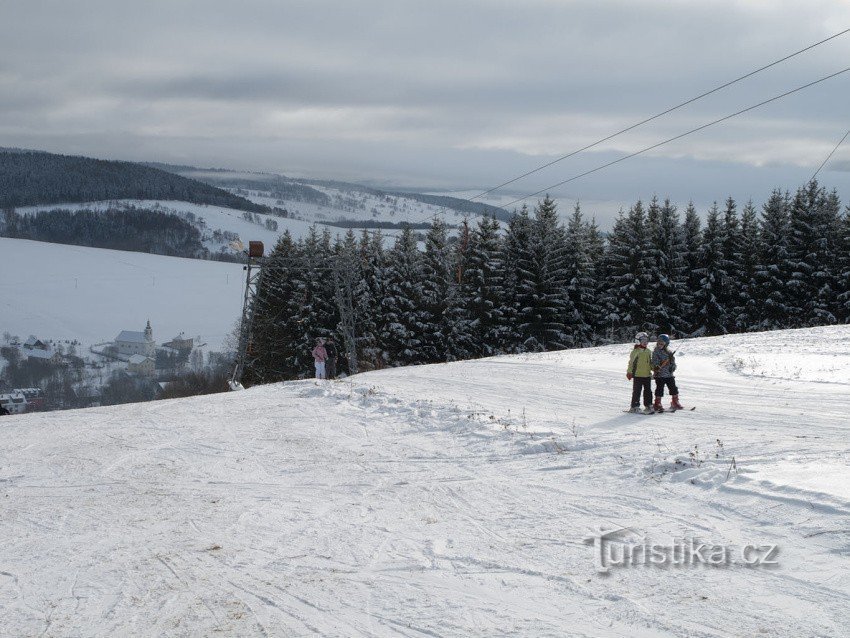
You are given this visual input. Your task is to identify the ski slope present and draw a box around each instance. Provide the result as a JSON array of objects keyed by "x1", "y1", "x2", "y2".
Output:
[{"x1": 0, "y1": 327, "x2": 848, "y2": 635}]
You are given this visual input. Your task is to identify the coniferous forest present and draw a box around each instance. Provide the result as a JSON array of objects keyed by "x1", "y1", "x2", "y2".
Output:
[
  {"x1": 0, "y1": 149, "x2": 268, "y2": 212},
  {"x1": 244, "y1": 179, "x2": 850, "y2": 384}
]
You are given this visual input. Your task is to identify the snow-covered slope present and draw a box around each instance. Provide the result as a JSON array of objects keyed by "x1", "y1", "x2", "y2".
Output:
[
  {"x1": 0, "y1": 238, "x2": 243, "y2": 350},
  {"x1": 16, "y1": 199, "x2": 318, "y2": 252},
  {"x1": 1, "y1": 327, "x2": 849, "y2": 635}
]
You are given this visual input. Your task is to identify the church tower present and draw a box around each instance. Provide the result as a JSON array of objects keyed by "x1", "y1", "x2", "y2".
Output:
[{"x1": 144, "y1": 320, "x2": 154, "y2": 356}]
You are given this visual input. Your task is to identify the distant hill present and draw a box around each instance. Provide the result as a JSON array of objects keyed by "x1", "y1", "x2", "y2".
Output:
[
  {"x1": 0, "y1": 150, "x2": 269, "y2": 213},
  {"x1": 148, "y1": 162, "x2": 510, "y2": 221},
  {"x1": 385, "y1": 192, "x2": 512, "y2": 222},
  {"x1": 298, "y1": 178, "x2": 510, "y2": 221}
]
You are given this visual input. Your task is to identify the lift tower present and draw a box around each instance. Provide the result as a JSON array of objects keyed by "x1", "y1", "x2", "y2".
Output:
[{"x1": 229, "y1": 241, "x2": 265, "y2": 390}]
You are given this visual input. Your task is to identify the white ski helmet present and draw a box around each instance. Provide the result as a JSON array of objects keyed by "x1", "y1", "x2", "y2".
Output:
[{"x1": 634, "y1": 331, "x2": 649, "y2": 344}]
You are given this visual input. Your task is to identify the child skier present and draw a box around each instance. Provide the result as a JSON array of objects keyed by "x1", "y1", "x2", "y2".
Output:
[
  {"x1": 652, "y1": 334, "x2": 683, "y2": 412},
  {"x1": 626, "y1": 331, "x2": 653, "y2": 413}
]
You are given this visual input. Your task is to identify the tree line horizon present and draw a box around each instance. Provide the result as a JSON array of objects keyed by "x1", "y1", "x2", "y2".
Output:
[{"x1": 244, "y1": 178, "x2": 850, "y2": 384}]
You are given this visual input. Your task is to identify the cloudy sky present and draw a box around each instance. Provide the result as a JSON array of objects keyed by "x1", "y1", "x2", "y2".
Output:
[{"x1": 1, "y1": 0, "x2": 849, "y2": 226}]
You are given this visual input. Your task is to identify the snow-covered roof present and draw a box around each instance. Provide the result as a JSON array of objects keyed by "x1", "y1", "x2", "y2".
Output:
[
  {"x1": 0, "y1": 392, "x2": 26, "y2": 403},
  {"x1": 128, "y1": 354, "x2": 152, "y2": 364},
  {"x1": 116, "y1": 331, "x2": 147, "y2": 343},
  {"x1": 26, "y1": 349, "x2": 56, "y2": 360}
]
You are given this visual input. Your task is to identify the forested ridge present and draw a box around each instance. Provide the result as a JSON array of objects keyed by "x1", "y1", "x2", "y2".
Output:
[
  {"x1": 0, "y1": 150, "x2": 269, "y2": 212},
  {"x1": 1, "y1": 207, "x2": 214, "y2": 260},
  {"x1": 245, "y1": 179, "x2": 850, "y2": 383}
]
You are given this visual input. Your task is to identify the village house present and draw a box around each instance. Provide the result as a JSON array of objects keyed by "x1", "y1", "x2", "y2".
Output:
[
  {"x1": 127, "y1": 354, "x2": 155, "y2": 378},
  {"x1": 162, "y1": 332, "x2": 194, "y2": 353},
  {"x1": 0, "y1": 391, "x2": 27, "y2": 414},
  {"x1": 22, "y1": 336, "x2": 49, "y2": 351},
  {"x1": 25, "y1": 348, "x2": 63, "y2": 365},
  {"x1": 16, "y1": 388, "x2": 46, "y2": 411}
]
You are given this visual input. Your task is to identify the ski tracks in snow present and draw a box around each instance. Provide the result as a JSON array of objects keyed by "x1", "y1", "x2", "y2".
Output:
[{"x1": 1, "y1": 327, "x2": 849, "y2": 635}]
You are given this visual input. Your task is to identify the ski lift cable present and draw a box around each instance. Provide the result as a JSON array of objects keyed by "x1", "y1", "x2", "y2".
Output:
[
  {"x1": 810, "y1": 128, "x2": 850, "y2": 182},
  {"x1": 466, "y1": 28, "x2": 850, "y2": 203},
  {"x1": 499, "y1": 66, "x2": 850, "y2": 210}
]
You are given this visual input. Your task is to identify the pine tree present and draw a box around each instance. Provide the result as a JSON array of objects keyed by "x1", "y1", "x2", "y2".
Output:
[
  {"x1": 519, "y1": 196, "x2": 572, "y2": 351},
  {"x1": 819, "y1": 189, "x2": 843, "y2": 324},
  {"x1": 353, "y1": 230, "x2": 387, "y2": 370},
  {"x1": 563, "y1": 204, "x2": 598, "y2": 346},
  {"x1": 420, "y1": 218, "x2": 452, "y2": 362},
  {"x1": 646, "y1": 197, "x2": 686, "y2": 336},
  {"x1": 786, "y1": 180, "x2": 838, "y2": 326},
  {"x1": 679, "y1": 202, "x2": 702, "y2": 334},
  {"x1": 444, "y1": 219, "x2": 477, "y2": 361},
  {"x1": 501, "y1": 206, "x2": 534, "y2": 352},
  {"x1": 838, "y1": 206, "x2": 850, "y2": 323},
  {"x1": 600, "y1": 201, "x2": 652, "y2": 340},
  {"x1": 693, "y1": 203, "x2": 727, "y2": 335},
  {"x1": 381, "y1": 226, "x2": 426, "y2": 365},
  {"x1": 754, "y1": 189, "x2": 791, "y2": 329},
  {"x1": 466, "y1": 215, "x2": 505, "y2": 355},
  {"x1": 245, "y1": 230, "x2": 303, "y2": 383},
  {"x1": 719, "y1": 196, "x2": 745, "y2": 328},
  {"x1": 289, "y1": 227, "x2": 338, "y2": 374},
  {"x1": 331, "y1": 229, "x2": 361, "y2": 374},
  {"x1": 735, "y1": 200, "x2": 761, "y2": 331}
]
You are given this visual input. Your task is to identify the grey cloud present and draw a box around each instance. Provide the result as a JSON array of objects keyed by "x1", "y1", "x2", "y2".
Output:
[{"x1": 1, "y1": 0, "x2": 849, "y2": 219}]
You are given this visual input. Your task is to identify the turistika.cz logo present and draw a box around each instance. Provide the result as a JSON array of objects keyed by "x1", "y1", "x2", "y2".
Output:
[{"x1": 584, "y1": 528, "x2": 779, "y2": 573}]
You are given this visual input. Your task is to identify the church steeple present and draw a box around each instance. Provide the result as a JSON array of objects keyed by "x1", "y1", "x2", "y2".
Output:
[{"x1": 144, "y1": 320, "x2": 153, "y2": 342}]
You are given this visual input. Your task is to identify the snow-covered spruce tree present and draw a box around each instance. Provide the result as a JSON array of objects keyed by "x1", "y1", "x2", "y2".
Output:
[
  {"x1": 562, "y1": 204, "x2": 599, "y2": 347},
  {"x1": 838, "y1": 206, "x2": 850, "y2": 323},
  {"x1": 288, "y1": 226, "x2": 339, "y2": 375},
  {"x1": 380, "y1": 226, "x2": 427, "y2": 366},
  {"x1": 244, "y1": 230, "x2": 303, "y2": 384},
  {"x1": 600, "y1": 201, "x2": 653, "y2": 340},
  {"x1": 330, "y1": 229, "x2": 361, "y2": 374},
  {"x1": 719, "y1": 197, "x2": 746, "y2": 331},
  {"x1": 785, "y1": 180, "x2": 839, "y2": 327},
  {"x1": 821, "y1": 189, "x2": 843, "y2": 324},
  {"x1": 465, "y1": 214, "x2": 506, "y2": 355},
  {"x1": 352, "y1": 230, "x2": 388, "y2": 370},
  {"x1": 735, "y1": 200, "x2": 762, "y2": 332},
  {"x1": 419, "y1": 218, "x2": 453, "y2": 363},
  {"x1": 679, "y1": 202, "x2": 703, "y2": 332},
  {"x1": 518, "y1": 196, "x2": 572, "y2": 351},
  {"x1": 753, "y1": 189, "x2": 792, "y2": 330},
  {"x1": 443, "y1": 219, "x2": 477, "y2": 361},
  {"x1": 501, "y1": 206, "x2": 534, "y2": 352},
  {"x1": 584, "y1": 216, "x2": 607, "y2": 342},
  {"x1": 646, "y1": 197, "x2": 687, "y2": 336},
  {"x1": 419, "y1": 217, "x2": 475, "y2": 363},
  {"x1": 599, "y1": 211, "x2": 629, "y2": 341},
  {"x1": 693, "y1": 203, "x2": 728, "y2": 335}
]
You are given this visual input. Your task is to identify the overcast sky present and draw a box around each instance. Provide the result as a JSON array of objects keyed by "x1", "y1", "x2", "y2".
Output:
[{"x1": 1, "y1": 0, "x2": 849, "y2": 226}]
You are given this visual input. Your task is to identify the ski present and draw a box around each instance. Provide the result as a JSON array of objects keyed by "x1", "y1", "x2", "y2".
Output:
[{"x1": 665, "y1": 406, "x2": 696, "y2": 413}]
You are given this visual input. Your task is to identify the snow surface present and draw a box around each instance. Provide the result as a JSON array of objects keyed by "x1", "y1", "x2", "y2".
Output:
[
  {"x1": 0, "y1": 326, "x2": 848, "y2": 635},
  {"x1": 0, "y1": 238, "x2": 243, "y2": 351}
]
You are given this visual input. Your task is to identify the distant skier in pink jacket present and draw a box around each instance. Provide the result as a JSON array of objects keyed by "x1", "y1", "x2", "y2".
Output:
[{"x1": 311, "y1": 338, "x2": 328, "y2": 380}]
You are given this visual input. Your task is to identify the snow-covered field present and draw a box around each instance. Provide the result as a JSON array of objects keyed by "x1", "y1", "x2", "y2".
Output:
[
  {"x1": 16, "y1": 199, "x2": 318, "y2": 248},
  {"x1": 0, "y1": 238, "x2": 243, "y2": 350},
  {"x1": 16, "y1": 189, "x2": 446, "y2": 257},
  {"x1": 0, "y1": 326, "x2": 848, "y2": 635}
]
